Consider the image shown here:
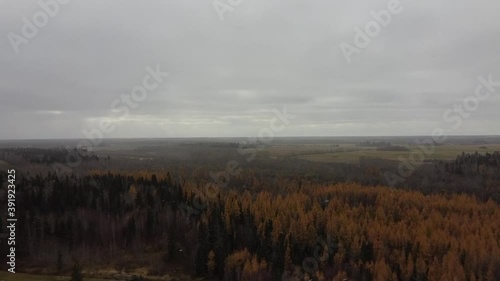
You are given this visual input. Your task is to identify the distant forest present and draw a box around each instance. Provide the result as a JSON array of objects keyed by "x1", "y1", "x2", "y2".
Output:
[{"x1": 2, "y1": 147, "x2": 500, "y2": 203}]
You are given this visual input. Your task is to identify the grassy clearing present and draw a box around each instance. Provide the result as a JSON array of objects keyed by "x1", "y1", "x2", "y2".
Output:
[
  {"x1": 267, "y1": 143, "x2": 365, "y2": 158},
  {"x1": 291, "y1": 144, "x2": 500, "y2": 163}
]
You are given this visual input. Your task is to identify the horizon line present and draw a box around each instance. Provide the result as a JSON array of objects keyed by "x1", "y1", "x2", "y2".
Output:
[{"x1": 2, "y1": 134, "x2": 500, "y2": 142}]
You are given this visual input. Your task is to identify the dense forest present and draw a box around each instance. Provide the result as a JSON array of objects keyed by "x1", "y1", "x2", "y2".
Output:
[
  {"x1": 1, "y1": 167, "x2": 499, "y2": 280},
  {"x1": 2, "y1": 147, "x2": 500, "y2": 203}
]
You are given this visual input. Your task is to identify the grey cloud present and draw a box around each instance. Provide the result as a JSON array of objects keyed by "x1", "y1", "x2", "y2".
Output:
[{"x1": 1, "y1": 0, "x2": 500, "y2": 139}]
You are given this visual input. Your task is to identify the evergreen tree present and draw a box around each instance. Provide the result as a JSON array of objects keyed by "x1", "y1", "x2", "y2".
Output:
[
  {"x1": 56, "y1": 250, "x2": 63, "y2": 277},
  {"x1": 70, "y1": 262, "x2": 83, "y2": 281}
]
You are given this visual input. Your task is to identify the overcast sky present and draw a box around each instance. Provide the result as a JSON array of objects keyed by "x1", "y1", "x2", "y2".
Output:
[{"x1": 1, "y1": 0, "x2": 499, "y2": 139}]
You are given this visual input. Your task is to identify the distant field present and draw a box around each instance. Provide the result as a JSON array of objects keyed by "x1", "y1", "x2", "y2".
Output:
[
  {"x1": 268, "y1": 144, "x2": 500, "y2": 164},
  {"x1": 3, "y1": 137, "x2": 500, "y2": 166}
]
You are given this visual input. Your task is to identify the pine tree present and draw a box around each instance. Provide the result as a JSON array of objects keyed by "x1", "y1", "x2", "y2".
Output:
[
  {"x1": 70, "y1": 262, "x2": 83, "y2": 281},
  {"x1": 56, "y1": 250, "x2": 63, "y2": 278}
]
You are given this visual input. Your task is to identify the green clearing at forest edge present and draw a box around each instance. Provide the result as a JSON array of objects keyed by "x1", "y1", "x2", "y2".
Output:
[{"x1": 269, "y1": 144, "x2": 500, "y2": 163}]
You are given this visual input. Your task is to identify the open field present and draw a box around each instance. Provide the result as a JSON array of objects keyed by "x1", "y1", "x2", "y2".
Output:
[
  {"x1": 291, "y1": 144, "x2": 500, "y2": 163},
  {"x1": 3, "y1": 136, "x2": 500, "y2": 166}
]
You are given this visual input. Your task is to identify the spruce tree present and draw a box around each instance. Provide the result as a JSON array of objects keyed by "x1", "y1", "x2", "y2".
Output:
[
  {"x1": 70, "y1": 262, "x2": 83, "y2": 281},
  {"x1": 56, "y1": 250, "x2": 63, "y2": 277}
]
